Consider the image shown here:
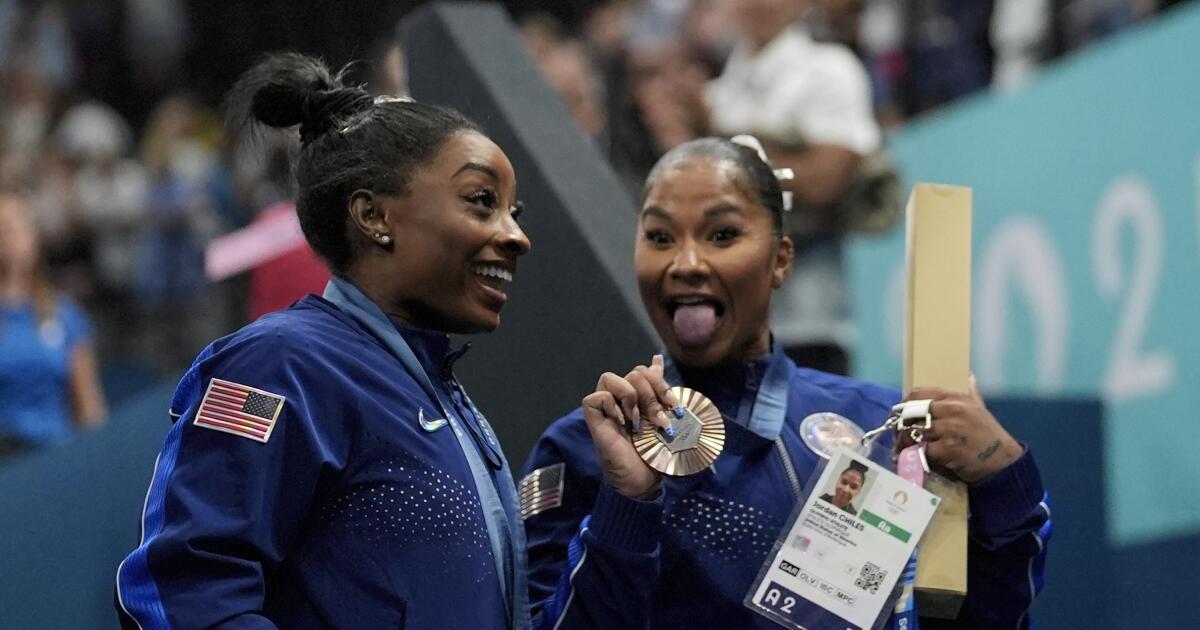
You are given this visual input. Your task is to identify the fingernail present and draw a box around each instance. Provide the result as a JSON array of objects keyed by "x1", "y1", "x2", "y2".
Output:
[
  {"x1": 665, "y1": 423, "x2": 677, "y2": 438},
  {"x1": 633, "y1": 418, "x2": 642, "y2": 432},
  {"x1": 673, "y1": 405, "x2": 686, "y2": 419}
]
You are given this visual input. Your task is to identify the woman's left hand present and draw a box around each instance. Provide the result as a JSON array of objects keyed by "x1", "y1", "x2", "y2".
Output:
[{"x1": 895, "y1": 376, "x2": 1023, "y2": 484}]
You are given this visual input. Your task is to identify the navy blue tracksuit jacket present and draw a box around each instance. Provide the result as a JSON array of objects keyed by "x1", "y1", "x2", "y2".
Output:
[
  {"x1": 524, "y1": 348, "x2": 1051, "y2": 629},
  {"x1": 116, "y1": 287, "x2": 528, "y2": 629}
]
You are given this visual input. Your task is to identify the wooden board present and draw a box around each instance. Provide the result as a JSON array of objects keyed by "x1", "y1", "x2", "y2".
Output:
[{"x1": 904, "y1": 183, "x2": 971, "y2": 618}]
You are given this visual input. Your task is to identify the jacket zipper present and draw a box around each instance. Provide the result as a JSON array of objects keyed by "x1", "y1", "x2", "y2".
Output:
[{"x1": 774, "y1": 439, "x2": 803, "y2": 500}]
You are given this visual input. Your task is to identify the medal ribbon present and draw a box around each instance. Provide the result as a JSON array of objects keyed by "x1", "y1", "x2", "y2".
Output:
[
  {"x1": 891, "y1": 400, "x2": 933, "y2": 630},
  {"x1": 893, "y1": 444, "x2": 923, "y2": 630},
  {"x1": 663, "y1": 343, "x2": 791, "y2": 441},
  {"x1": 861, "y1": 399, "x2": 933, "y2": 630}
]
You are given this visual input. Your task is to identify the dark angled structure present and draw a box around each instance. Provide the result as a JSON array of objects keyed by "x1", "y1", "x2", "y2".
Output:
[{"x1": 401, "y1": 2, "x2": 658, "y2": 468}]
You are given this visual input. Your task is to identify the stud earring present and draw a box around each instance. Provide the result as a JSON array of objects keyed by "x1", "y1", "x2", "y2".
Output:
[{"x1": 377, "y1": 233, "x2": 392, "y2": 245}]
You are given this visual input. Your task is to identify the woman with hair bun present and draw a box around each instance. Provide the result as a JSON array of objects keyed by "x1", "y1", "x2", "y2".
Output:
[
  {"x1": 116, "y1": 53, "x2": 533, "y2": 629},
  {"x1": 523, "y1": 137, "x2": 1051, "y2": 629}
]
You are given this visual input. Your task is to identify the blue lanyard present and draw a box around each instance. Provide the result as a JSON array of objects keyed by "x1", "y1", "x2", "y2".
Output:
[
  {"x1": 663, "y1": 343, "x2": 791, "y2": 441},
  {"x1": 322, "y1": 278, "x2": 530, "y2": 629},
  {"x1": 440, "y1": 354, "x2": 505, "y2": 470},
  {"x1": 893, "y1": 554, "x2": 920, "y2": 630}
]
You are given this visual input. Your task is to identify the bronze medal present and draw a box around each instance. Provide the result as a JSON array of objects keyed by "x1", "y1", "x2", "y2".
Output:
[{"x1": 633, "y1": 386, "x2": 725, "y2": 476}]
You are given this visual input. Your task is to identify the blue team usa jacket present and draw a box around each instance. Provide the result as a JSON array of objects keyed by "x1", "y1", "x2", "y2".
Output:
[
  {"x1": 116, "y1": 280, "x2": 529, "y2": 629},
  {"x1": 523, "y1": 346, "x2": 1052, "y2": 629}
]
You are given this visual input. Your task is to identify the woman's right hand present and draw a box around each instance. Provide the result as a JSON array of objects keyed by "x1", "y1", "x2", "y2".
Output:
[{"x1": 582, "y1": 355, "x2": 679, "y2": 500}]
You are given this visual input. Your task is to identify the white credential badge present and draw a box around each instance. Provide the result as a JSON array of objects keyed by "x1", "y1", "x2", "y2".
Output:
[{"x1": 745, "y1": 448, "x2": 940, "y2": 630}]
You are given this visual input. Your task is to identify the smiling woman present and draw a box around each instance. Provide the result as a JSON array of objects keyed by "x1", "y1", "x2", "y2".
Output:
[
  {"x1": 342, "y1": 127, "x2": 529, "y2": 333},
  {"x1": 115, "y1": 53, "x2": 533, "y2": 629},
  {"x1": 522, "y1": 137, "x2": 1053, "y2": 629}
]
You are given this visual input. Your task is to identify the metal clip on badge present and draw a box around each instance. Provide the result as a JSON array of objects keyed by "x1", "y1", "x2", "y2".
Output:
[
  {"x1": 861, "y1": 399, "x2": 936, "y2": 475},
  {"x1": 895, "y1": 400, "x2": 932, "y2": 440}
]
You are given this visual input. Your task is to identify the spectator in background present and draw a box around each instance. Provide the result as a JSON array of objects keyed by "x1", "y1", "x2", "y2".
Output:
[
  {"x1": 370, "y1": 38, "x2": 409, "y2": 98},
  {"x1": 543, "y1": 41, "x2": 607, "y2": 139},
  {"x1": 865, "y1": 0, "x2": 996, "y2": 117},
  {"x1": 0, "y1": 65, "x2": 58, "y2": 177},
  {"x1": 0, "y1": 0, "x2": 76, "y2": 94},
  {"x1": 136, "y1": 95, "x2": 225, "y2": 371},
  {"x1": 1049, "y1": 0, "x2": 1138, "y2": 54},
  {"x1": 122, "y1": 0, "x2": 188, "y2": 94},
  {"x1": 991, "y1": 0, "x2": 1054, "y2": 89},
  {"x1": 58, "y1": 100, "x2": 148, "y2": 299},
  {"x1": 520, "y1": 15, "x2": 608, "y2": 140},
  {"x1": 629, "y1": 40, "x2": 711, "y2": 158},
  {"x1": 520, "y1": 12, "x2": 571, "y2": 64},
  {"x1": 25, "y1": 147, "x2": 83, "y2": 255},
  {"x1": 0, "y1": 190, "x2": 106, "y2": 458},
  {"x1": 542, "y1": 2, "x2": 717, "y2": 196},
  {"x1": 52, "y1": 100, "x2": 149, "y2": 363},
  {"x1": 703, "y1": 0, "x2": 885, "y2": 374},
  {"x1": 245, "y1": 200, "x2": 331, "y2": 319},
  {"x1": 576, "y1": 2, "x2": 672, "y2": 195}
]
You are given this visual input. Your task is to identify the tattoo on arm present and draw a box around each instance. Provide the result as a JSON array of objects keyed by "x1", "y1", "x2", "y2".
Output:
[{"x1": 977, "y1": 439, "x2": 1002, "y2": 461}]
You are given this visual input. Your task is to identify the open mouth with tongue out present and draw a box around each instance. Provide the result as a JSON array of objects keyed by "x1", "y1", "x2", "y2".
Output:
[{"x1": 668, "y1": 296, "x2": 726, "y2": 348}]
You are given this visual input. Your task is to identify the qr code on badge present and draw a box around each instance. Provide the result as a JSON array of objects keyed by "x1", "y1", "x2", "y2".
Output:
[{"x1": 854, "y1": 562, "x2": 887, "y2": 594}]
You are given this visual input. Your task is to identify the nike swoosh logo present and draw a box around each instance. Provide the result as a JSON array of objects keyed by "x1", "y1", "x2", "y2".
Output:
[{"x1": 418, "y1": 407, "x2": 448, "y2": 432}]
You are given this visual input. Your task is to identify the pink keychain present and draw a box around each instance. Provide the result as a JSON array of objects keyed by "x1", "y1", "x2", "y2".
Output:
[
  {"x1": 863, "y1": 399, "x2": 933, "y2": 487},
  {"x1": 897, "y1": 443, "x2": 928, "y2": 487},
  {"x1": 895, "y1": 399, "x2": 932, "y2": 487}
]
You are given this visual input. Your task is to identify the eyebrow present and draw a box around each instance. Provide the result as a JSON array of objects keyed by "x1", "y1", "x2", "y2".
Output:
[
  {"x1": 640, "y1": 206, "x2": 671, "y2": 222},
  {"x1": 453, "y1": 162, "x2": 499, "y2": 180},
  {"x1": 704, "y1": 204, "x2": 743, "y2": 219},
  {"x1": 640, "y1": 204, "x2": 745, "y2": 221}
]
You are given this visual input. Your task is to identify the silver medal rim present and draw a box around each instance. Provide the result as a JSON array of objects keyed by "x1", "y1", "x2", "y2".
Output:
[{"x1": 799, "y1": 412, "x2": 866, "y2": 460}]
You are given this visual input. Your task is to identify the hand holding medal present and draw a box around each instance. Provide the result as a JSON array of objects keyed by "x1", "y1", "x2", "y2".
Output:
[
  {"x1": 581, "y1": 355, "x2": 724, "y2": 499},
  {"x1": 632, "y1": 386, "x2": 724, "y2": 477}
]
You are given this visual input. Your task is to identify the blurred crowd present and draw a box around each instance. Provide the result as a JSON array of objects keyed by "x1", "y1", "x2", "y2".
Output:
[
  {"x1": 514, "y1": 0, "x2": 1175, "y2": 192},
  {"x1": 515, "y1": 0, "x2": 1179, "y2": 374},
  {"x1": 0, "y1": 0, "x2": 1187, "y2": 450},
  {"x1": 0, "y1": 0, "x2": 317, "y2": 378}
]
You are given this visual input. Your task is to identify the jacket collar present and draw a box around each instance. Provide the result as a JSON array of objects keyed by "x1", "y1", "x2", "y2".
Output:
[
  {"x1": 665, "y1": 342, "x2": 791, "y2": 442},
  {"x1": 391, "y1": 320, "x2": 470, "y2": 379}
]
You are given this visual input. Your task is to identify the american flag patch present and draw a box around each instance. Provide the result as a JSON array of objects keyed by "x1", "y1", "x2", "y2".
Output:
[
  {"x1": 193, "y1": 378, "x2": 286, "y2": 443},
  {"x1": 519, "y1": 463, "x2": 565, "y2": 519}
]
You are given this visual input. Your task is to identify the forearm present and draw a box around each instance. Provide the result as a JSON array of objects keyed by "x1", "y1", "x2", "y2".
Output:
[
  {"x1": 69, "y1": 344, "x2": 107, "y2": 428},
  {"x1": 534, "y1": 484, "x2": 664, "y2": 630},
  {"x1": 956, "y1": 449, "x2": 1051, "y2": 628}
]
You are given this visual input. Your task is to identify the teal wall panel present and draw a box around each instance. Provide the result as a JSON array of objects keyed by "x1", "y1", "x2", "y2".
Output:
[{"x1": 848, "y1": 4, "x2": 1200, "y2": 544}]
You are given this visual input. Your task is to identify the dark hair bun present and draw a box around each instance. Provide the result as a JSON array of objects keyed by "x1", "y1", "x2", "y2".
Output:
[{"x1": 228, "y1": 52, "x2": 374, "y2": 144}]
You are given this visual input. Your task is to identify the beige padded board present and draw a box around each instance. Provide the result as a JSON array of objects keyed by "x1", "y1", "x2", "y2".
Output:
[{"x1": 904, "y1": 183, "x2": 971, "y2": 618}]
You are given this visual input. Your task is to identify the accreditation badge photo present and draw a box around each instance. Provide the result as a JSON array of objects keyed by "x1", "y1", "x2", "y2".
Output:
[{"x1": 745, "y1": 448, "x2": 940, "y2": 630}]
